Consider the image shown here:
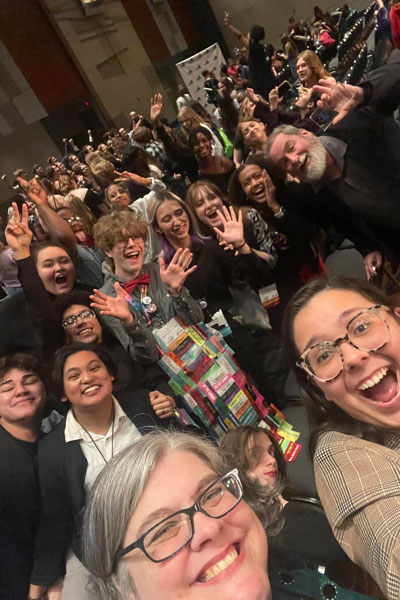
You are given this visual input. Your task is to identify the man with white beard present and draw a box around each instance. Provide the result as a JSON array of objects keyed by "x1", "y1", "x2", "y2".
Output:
[{"x1": 265, "y1": 101, "x2": 400, "y2": 279}]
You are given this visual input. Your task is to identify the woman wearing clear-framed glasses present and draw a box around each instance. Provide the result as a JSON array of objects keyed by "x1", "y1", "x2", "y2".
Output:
[
  {"x1": 82, "y1": 430, "x2": 282, "y2": 600},
  {"x1": 283, "y1": 276, "x2": 400, "y2": 600}
]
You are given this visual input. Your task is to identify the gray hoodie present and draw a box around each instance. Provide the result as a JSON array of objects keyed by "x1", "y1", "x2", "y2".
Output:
[{"x1": 99, "y1": 260, "x2": 203, "y2": 364}]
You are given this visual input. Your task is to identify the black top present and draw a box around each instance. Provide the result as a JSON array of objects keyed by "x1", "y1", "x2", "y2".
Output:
[
  {"x1": 0, "y1": 426, "x2": 39, "y2": 599},
  {"x1": 248, "y1": 41, "x2": 277, "y2": 98},
  {"x1": 198, "y1": 163, "x2": 236, "y2": 194},
  {"x1": 268, "y1": 501, "x2": 348, "y2": 573},
  {"x1": 31, "y1": 390, "x2": 175, "y2": 587},
  {"x1": 184, "y1": 239, "x2": 274, "y2": 317}
]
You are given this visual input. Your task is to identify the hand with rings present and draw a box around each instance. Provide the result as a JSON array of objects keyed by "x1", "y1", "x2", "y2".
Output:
[{"x1": 149, "y1": 390, "x2": 176, "y2": 419}]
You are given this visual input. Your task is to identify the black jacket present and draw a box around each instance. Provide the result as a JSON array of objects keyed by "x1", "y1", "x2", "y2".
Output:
[
  {"x1": 185, "y1": 239, "x2": 274, "y2": 317},
  {"x1": 315, "y1": 57, "x2": 400, "y2": 261},
  {"x1": 31, "y1": 390, "x2": 174, "y2": 587}
]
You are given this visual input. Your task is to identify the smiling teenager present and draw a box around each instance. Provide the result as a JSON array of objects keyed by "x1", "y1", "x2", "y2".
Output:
[
  {"x1": 0, "y1": 354, "x2": 49, "y2": 600},
  {"x1": 92, "y1": 210, "x2": 203, "y2": 364},
  {"x1": 55, "y1": 289, "x2": 177, "y2": 402},
  {"x1": 29, "y1": 343, "x2": 175, "y2": 600},
  {"x1": 186, "y1": 180, "x2": 277, "y2": 266},
  {"x1": 187, "y1": 126, "x2": 235, "y2": 194},
  {"x1": 82, "y1": 430, "x2": 282, "y2": 600},
  {"x1": 149, "y1": 190, "x2": 290, "y2": 407},
  {"x1": 283, "y1": 276, "x2": 400, "y2": 600},
  {"x1": 220, "y1": 427, "x2": 377, "y2": 600},
  {"x1": 2, "y1": 202, "x2": 99, "y2": 362}
]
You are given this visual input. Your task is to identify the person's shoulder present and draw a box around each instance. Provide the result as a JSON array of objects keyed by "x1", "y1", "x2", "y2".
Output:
[
  {"x1": 38, "y1": 417, "x2": 66, "y2": 452},
  {"x1": 315, "y1": 429, "x2": 400, "y2": 461}
]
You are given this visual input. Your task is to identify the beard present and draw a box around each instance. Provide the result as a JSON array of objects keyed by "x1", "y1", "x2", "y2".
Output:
[{"x1": 298, "y1": 137, "x2": 327, "y2": 182}]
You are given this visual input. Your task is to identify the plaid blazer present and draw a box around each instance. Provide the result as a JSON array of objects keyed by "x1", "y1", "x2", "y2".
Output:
[{"x1": 314, "y1": 431, "x2": 400, "y2": 600}]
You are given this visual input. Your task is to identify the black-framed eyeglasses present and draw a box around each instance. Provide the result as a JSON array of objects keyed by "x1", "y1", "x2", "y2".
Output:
[
  {"x1": 116, "y1": 469, "x2": 242, "y2": 568},
  {"x1": 296, "y1": 304, "x2": 392, "y2": 382},
  {"x1": 62, "y1": 309, "x2": 96, "y2": 329}
]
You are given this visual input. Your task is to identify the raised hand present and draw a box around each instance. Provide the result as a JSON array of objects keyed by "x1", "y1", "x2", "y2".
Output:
[
  {"x1": 150, "y1": 93, "x2": 163, "y2": 123},
  {"x1": 223, "y1": 11, "x2": 230, "y2": 26},
  {"x1": 28, "y1": 179, "x2": 49, "y2": 207},
  {"x1": 5, "y1": 202, "x2": 32, "y2": 259},
  {"x1": 159, "y1": 248, "x2": 197, "y2": 295},
  {"x1": 246, "y1": 87, "x2": 258, "y2": 104},
  {"x1": 313, "y1": 79, "x2": 363, "y2": 123},
  {"x1": 149, "y1": 390, "x2": 176, "y2": 418},
  {"x1": 114, "y1": 170, "x2": 150, "y2": 187},
  {"x1": 213, "y1": 205, "x2": 245, "y2": 249},
  {"x1": 364, "y1": 251, "x2": 382, "y2": 281},
  {"x1": 90, "y1": 282, "x2": 133, "y2": 324},
  {"x1": 261, "y1": 170, "x2": 279, "y2": 213},
  {"x1": 268, "y1": 87, "x2": 282, "y2": 111}
]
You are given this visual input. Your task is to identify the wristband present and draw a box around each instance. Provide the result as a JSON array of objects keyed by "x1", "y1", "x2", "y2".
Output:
[
  {"x1": 273, "y1": 207, "x2": 285, "y2": 219},
  {"x1": 233, "y1": 241, "x2": 246, "y2": 251}
]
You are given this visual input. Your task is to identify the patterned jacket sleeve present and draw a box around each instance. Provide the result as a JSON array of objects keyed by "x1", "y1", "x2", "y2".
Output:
[
  {"x1": 245, "y1": 209, "x2": 278, "y2": 266},
  {"x1": 314, "y1": 431, "x2": 400, "y2": 600}
]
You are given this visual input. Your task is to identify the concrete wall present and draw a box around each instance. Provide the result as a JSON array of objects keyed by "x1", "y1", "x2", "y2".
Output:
[
  {"x1": 40, "y1": 0, "x2": 174, "y2": 127},
  {"x1": 0, "y1": 39, "x2": 59, "y2": 208},
  {"x1": 211, "y1": 0, "x2": 371, "y2": 49}
]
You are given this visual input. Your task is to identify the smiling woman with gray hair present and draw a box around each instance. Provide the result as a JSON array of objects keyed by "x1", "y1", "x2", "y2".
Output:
[{"x1": 82, "y1": 430, "x2": 282, "y2": 600}]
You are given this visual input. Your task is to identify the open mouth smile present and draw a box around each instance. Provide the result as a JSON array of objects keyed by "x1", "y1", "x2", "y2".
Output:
[
  {"x1": 55, "y1": 273, "x2": 68, "y2": 286},
  {"x1": 124, "y1": 251, "x2": 140, "y2": 260},
  {"x1": 251, "y1": 184, "x2": 265, "y2": 198},
  {"x1": 356, "y1": 366, "x2": 400, "y2": 404}
]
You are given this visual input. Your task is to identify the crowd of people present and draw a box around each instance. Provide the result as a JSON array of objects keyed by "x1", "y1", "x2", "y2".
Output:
[{"x1": 1, "y1": 2, "x2": 400, "y2": 600}]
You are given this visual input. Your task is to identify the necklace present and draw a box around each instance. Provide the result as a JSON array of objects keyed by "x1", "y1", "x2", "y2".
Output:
[{"x1": 79, "y1": 409, "x2": 115, "y2": 464}]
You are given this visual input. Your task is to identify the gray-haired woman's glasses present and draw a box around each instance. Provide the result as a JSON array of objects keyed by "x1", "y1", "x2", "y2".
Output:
[
  {"x1": 116, "y1": 469, "x2": 242, "y2": 567},
  {"x1": 296, "y1": 304, "x2": 392, "y2": 383}
]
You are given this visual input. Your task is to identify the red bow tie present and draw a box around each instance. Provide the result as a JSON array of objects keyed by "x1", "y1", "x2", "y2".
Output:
[{"x1": 123, "y1": 273, "x2": 150, "y2": 295}]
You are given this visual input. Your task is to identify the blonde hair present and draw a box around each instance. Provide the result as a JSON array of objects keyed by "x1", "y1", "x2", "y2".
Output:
[
  {"x1": 296, "y1": 50, "x2": 331, "y2": 86},
  {"x1": 185, "y1": 180, "x2": 225, "y2": 236},
  {"x1": 178, "y1": 106, "x2": 205, "y2": 131},
  {"x1": 64, "y1": 195, "x2": 97, "y2": 234},
  {"x1": 86, "y1": 152, "x2": 115, "y2": 187}
]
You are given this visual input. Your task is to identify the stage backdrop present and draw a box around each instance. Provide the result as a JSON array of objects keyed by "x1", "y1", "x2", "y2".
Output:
[{"x1": 176, "y1": 42, "x2": 225, "y2": 115}]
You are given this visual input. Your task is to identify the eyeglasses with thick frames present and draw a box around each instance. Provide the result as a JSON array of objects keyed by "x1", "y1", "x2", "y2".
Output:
[
  {"x1": 62, "y1": 308, "x2": 96, "y2": 329},
  {"x1": 296, "y1": 304, "x2": 392, "y2": 383},
  {"x1": 115, "y1": 469, "x2": 242, "y2": 568}
]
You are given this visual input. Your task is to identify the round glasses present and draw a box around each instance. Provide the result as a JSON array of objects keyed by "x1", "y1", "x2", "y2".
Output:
[
  {"x1": 296, "y1": 305, "x2": 391, "y2": 382},
  {"x1": 116, "y1": 469, "x2": 242, "y2": 567},
  {"x1": 62, "y1": 309, "x2": 96, "y2": 330}
]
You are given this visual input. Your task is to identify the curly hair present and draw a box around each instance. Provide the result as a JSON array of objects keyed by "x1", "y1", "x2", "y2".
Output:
[{"x1": 93, "y1": 211, "x2": 148, "y2": 253}]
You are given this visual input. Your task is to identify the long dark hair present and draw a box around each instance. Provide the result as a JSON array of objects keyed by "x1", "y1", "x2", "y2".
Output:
[{"x1": 282, "y1": 276, "x2": 396, "y2": 454}]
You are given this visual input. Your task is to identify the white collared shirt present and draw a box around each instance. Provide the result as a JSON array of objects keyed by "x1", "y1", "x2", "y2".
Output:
[{"x1": 64, "y1": 396, "x2": 142, "y2": 492}]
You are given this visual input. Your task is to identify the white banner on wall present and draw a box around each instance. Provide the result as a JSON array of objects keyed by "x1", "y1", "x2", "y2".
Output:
[{"x1": 176, "y1": 43, "x2": 225, "y2": 115}]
